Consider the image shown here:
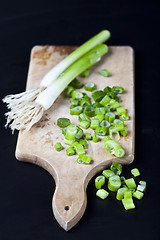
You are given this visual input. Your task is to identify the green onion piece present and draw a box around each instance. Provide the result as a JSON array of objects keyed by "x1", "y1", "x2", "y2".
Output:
[
  {"x1": 105, "y1": 112, "x2": 115, "y2": 123},
  {"x1": 71, "y1": 90, "x2": 83, "y2": 100},
  {"x1": 65, "y1": 124, "x2": 77, "y2": 141},
  {"x1": 103, "y1": 136, "x2": 112, "y2": 143},
  {"x1": 64, "y1": 138, "x2": 75, "y2": 145},
  {"x1": 57, "y1": 118, "x2": 71, "y2": 128},
  {"x1": 131, "y1": 168, "x2": 140, "y2": 177},
  {"x1": 92, "y1": 102, "x2": 103, "y2": 108},
  {"x1": 124, "y1": 190, "x2": 132, "y2": 199},
  {"x1": 94, "y1": 114, "x2": 105, "y2": 122},
  {"x1": 95, "y1": 175, "x2": 105, "y2": 189},
  {"x1": 80, "y1": 97, "x2": 91, "y2": 107},
  {"x1": 115, "y1": 123, "x2": 125, "y2": 132},
  {"x1": 108, "y1": 175, "x2": 121, "y2": 191},
  {"x1": 96, "y1": 189, "x2": 109, "y2": 199},
  {"x1": 80, "y1": 120, "x2": 90, "y2": 129},
  {"x1": 85, "y1": 133, "x2": 92, "y2": 140},
  {"x1": 114, "y1": 148, "x2": 125, "y2": 158},
  {"x1": 113, "y1": 119, "x2": 124, "y2": 125},
  {"x1": 100, "y1": 120, "x2": 110, "y2": 128},
  {"x1": 84, "y1": 82, "x2": 96, "y2": 91},
  {"x1": 69, "y1": 78, "x2": 82, "y2": 89},
  {"x1": 84, "y1": 105, "x2": 95, "y2": 117},
  {"x1": 62, "y1": 127, "x2": 67, "y2": 135},
  {"x1": 112, "y1": 86, "x2": 124, "y2": 94},
  {"x1": 74, "y1": 143, "x2": 85, "y2": 155},
  {"x1": 102, "y1": 169, "x2": 115, "y2": 178},
  {"x1": 54, "y1": 142, "x2": 64, "y2": 151},
  {"x1": 137, "y1": 183, "x2": 146, "y2": 192},
  {"x1": 76, "y1": 126, "x2": 84, "y2": 139},
  {"x1": 70, "y1": 99, "x2": 79, "y2": 106},
  {"x1": 109, "y1": 126, "x2": 120, "y2": 139},
  {"x1": 95, "y1": 107, "x2": 106, "y2": 115},
  {"x1": 120, "y1": 176, "x2": 126, "y2": 185},
  {"x1": 65, "y1": 86, "x2": 75, "y2": 97},
  {"x1": 78, "y1": 113, "x2": 91, "y2": 122},
  {"x1": 79, "y1": 139, "x2": 87, "y2": 149},
  {"x1": 122, "y1": 198, "x2": 135, "y2": 210},
  {"x1": 71, "y1": 141, "x2": 79, "y2": 148},
  {"x1": 117, "y1": 107, "x2": 126, "y2": 115},
  {"x1": 70, "y1": 106, "x2": 83, "y2": 115},
  {"x1": 116, "y1": 187, "x2": 128, "y2": 200},
  {"x1": 100, "y1": 95, "x2": 111, "y2": 107},
  {"x1": 110, "y1": 162, "x2": 122, "y2": 175},
  {"x1": 104, "y1": 86, "x2": 116, "y2": 99},
  {"x1": 93, "y1": 133, "x2": 99, "y2": 143},
  {"x1": 120, "y1": 127, "x2": 127, "y2": 137},
  {"x1": 66, "y1": 147, "x2": 75, "y2": 156},
  {"x1": 108, "y1": 100, "x2": 120, "y2": 110},
  {"x1": 125, "y1": 178, "x2": 136, "y2": 189},
  {"x1": 92, "y1": 90, "x2": 105, "y2": 102},
  {"x1": 76, "y1": 155, "x2": 91, "y2": 164},
  {"x1": 121, "y1": 112, "x2": 129, "y2": 121},
  {"x1": 90, "y1": 118, "x2": 100, "y2": 129},
  {"x1": 95, "y1": 126, "x2": 107, "y2": 136},
  {"x1": 81, "y1": 68, "x2": 91, "y2": 77},
  {"x1": 99, "y1": 69, "x2": 110, "y2": 77},
  {"x1": 133, "y1": 190, "x2": 144, "y2": 200}
]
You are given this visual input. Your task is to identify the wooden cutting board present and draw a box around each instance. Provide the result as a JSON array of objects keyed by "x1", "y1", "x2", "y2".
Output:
[{"x1": 16, "y1": 45, "x2": 135, "y2": 231}]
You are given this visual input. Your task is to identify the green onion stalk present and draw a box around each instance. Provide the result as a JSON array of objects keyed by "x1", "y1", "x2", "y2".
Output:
[{"x1": 3, "y1": 30, "x2": 110, "y2": 132}]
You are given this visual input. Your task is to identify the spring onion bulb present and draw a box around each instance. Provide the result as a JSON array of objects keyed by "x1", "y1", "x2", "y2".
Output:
[{"x1": 3, "y1": 30, "x2": 110, "y2": 132}]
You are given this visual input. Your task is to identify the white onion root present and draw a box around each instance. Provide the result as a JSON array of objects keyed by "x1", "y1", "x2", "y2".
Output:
[{"x1": 3, "y1": 87, "x2": 45, "y2": 132}]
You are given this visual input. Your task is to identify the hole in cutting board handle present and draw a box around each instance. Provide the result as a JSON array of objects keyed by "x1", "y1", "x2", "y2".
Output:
[{"x1": 64, "y1": 206, "x2": 70, "y2": 211}]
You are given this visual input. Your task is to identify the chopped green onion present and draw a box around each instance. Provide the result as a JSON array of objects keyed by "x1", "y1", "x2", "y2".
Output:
[
  {"x1": 84, "y1": 82, "x2": 96, "y2": 91},
  {"x1": 78, "y1": 113, "x2": 91, "y2": 122},
  {"x1": 81, "y1": 68, "x2": 91, "y2": 77},
  {"x1": 116, "y1": 187, "x2": 128, "y2": 200},
  {"x1": 84, "y1": 105, "x2": 95, "y2": 117},
  {"x1": 92, "y1": 90, "x2": 105, "y2": 102},
  {"x1": 92, "y1": 102, "x2": 103, "y2": 108},
  {"x1": 122, "y1": 198, "x2": 135, "y2": 210},
  {"x1": 85, "y1": 133, "x2": 92, "y2": 140},
  {"x1": 99, "y1": 69, "x2": 110, "y2": 77},
  {"x1": 96, "y1": 189, "x2": 109, "y2": 199},
  {"x1": 124, "y1": 190, "x2": 132, "y2": 199},
  {"x1": 70, "y1": 106, "x2": 83, "y2": 115},
  {"x1": 75, "y1": 126, "x2": 84, "y2": 139},
  {"x1": 70, "y1": 99, "x2": 79, "y2": 106},
  {"x1": 80, "y1": 120, "x2": 90, "y2": 129},
  {"x1": 95, "y1": 107, "x2": 106, "y2": 115},
  {"x1": 108, "y1": 99, "x2": 120, "y2": 110},
  {"x1": 95, "y1": 175, "x2": 105, "y2": 189},
  {"x1": 109, "y1": 126, "x2": 120, "y2": 139},
  {"x1": 90, "y1": 118, "x2": 100, "y2": 129},
  {"x1": 65, "y1": 86, "x2": 75, "y2": 97},
  {"x1": 100, "y1": 120, "x2": 110, "y2": 128},
  {"x1": 108, "y1": 175, "x2": 121, "y2": 191},
  {"x1": 80, "y1": 97, "x2": 91, "y2": 107},
  {"x1": 95, "y1": 126, "x2": 107, "y2": 136},
  {"x1": 65, "y1": 124, "x2": 77, "y2": 141},
  {"x1": 104, "y1": 139, "x2": 125, "y2": 158},
  {"x1": 120, "y1": 127, "x2": 127, "y2": 137},
  {"x1": 93, "y1": 133, "x2": 99, "y2": 143},
  {"x1": 54, "y1": 142, "x2": 64, "y2": 151},
  {"x1": 110, "y1": 162, "x2": 122, "y2": 175},
  {"x1": 64, "y1": 138, "x2": 75, "y2": 145},
  {"x1": 77, "y1": 154, "x2": 91, "y2": 164},
  {"x1": 133, "y1": 190, "x2": 144, "y2": 200},
  {"x1": 113, "y1": 119, "x2": 124, "y2": 125},
  {"x1": 102, "y1": 169, "x2": 115, "y2": 178},
  {"x1": 100, "y1": 95, "x2": 111, "y2": 107},
  {"x1": 69, "y1": 78, "x2": 82, "y2": 89},
  {"x1": 131, "y1": 168, "x2": 140, "y2": 177},
  {"x1": 66, "y1": 147, "x2": 75, "y2": 156},
  {"x1": 104, "y1": 86, "x2": 116, "y2": 99},
  {"x1": 71, "y1": 90, "x2": 83, "y2": 100},
  {"x1": 94, "y1": 114, "x2": 105, "y2": 122},
  {"x1": 112, "y1": 86, "x2": 124, "y2": 94},
  {"x1": 105, "y1": 112, "x2": 115, "y2": 123},
  {"x1": 62, "y1": 127, "x2": 67, "y2": 135},
  {"x1": 79, "y1": 139, "x2": 87, "y2": 149},
  {"x1": 116, "y1": 107, "x2": 126, "y2": 115},
  {"x1": 74, "y1": 143, "x2": 85, "y2": 155},
  {"x1": 125, "y1": 178, "x2": 136, "y2": 189},
  {"x1": 57, "y1": 118, "x2": 70, "y2": 128},
  {"x1": 120, "y1": 176, "x2": 126, "y2": 185},
  {"x1": 137, "y1": 182, "x2": 146, "y2": 192},
  {"x1": 121, "y1": 112, "x2": 129, "y2": 121}
]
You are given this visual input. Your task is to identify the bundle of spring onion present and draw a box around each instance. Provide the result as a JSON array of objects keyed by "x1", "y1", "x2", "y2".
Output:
[
  {"x1": 3, "y1": 30, "x2": 111, "y2": 132},
  {"x1": 95, "y1": 162, "x2": 146, "y2": 210}
]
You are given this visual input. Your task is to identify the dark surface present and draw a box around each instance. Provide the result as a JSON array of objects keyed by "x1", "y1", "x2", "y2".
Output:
[{"x1": 0, "y1": 0, "x2": 160, "y2": 239}]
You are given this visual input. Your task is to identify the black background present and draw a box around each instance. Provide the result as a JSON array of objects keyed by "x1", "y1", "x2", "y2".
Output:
[{"x1": 0, "y1": 0, "x2": 160, "y2": 239}]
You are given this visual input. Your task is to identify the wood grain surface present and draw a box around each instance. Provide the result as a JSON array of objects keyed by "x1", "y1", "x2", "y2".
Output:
[{"x1": 15, "y1": 45, "x2": 134, "y2": 231}]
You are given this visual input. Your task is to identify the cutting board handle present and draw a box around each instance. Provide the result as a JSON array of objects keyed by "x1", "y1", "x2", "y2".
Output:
[{"x1": 52, "y1": 177, "x2": 87, "y2": 231}]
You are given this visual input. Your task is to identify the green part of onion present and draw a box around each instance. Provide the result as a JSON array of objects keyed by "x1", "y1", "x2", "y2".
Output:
[
  {"x1": 79, "y1": 139, "x2": 87, "y2": 149},
  {"x1": 54, "y1": 142, "x2": 64, "y2": 151},
  {"x1": 112, "y1": 86, "x2": 124, "y2": 94},
  {"x1": 133, "y1": 190, "x2": 144, "y2": 200},
  {"x1": 122, "y1": 198, "x2": 135, "y2": 210},
  {"x1": 99, "y1": 69, "x2": 110, "y2": 77},
  {"x1": 94, "y1": 114, "x2": 105, "y2": 122},
  {"x1": 76, "y1": 126, "x2": 84, "y2": 139},
  {"x1": 95, "y1": 175, "x2": 105, "y2": 189},
  {"x1": 105, "y1": 112, "x2": 115, "y2": 123},
  {"x1": 100, "y1": 120, "x2": 110, "y2": 128},
  {"x1": 84, "y1": 82, "x2": 96, "y2": 91},
  {"x1": 65, "y1": 86, "x2": 75, "y2": 97},
  {"x1": 69, "y1": 78, "x2": 82, "y2": 89},
  {"x1": 100, "y1": 95, "x2": 111, "y2": 107},
  {"x1": 71, "y1": 90, "x2": 84, "y2": 100},
  {"x1": 85, "y1": 133, "x2": 92, "y2": 140},
  {"x1": 66, "y1": 147, "x2": 75, "y2": 156},
  {"x1": 96, "y1": 189, "x2": 109, "y2": 199},
  {"x1": 93, "y1": 133, "x2": 99, "y2": 143},
  {"x1": 95, "y1": 107, "x2": 106, "y2": 115},
  {"x1": 77, "y1": 154, "x2": 92, "y2": 164},
  {"x1": 121, "y1": 112, "x2": 129, "y2": 121},
  {"x1": 80, "y1": 120, "x2": 90, "y2": 129},
  {"x1": 65, "y1": 124, "x2": 77, "y2": 141},
  {"x1": 70, "y1": 106, "x2": 83, "y2": 115},
  {"x1": 102, "y1": 169, "x2": 115, "y2": 179},
  {"x1": 92, "y1": 90, "x2": 105, "y2": 102},
  {"x1": 95, "y1": 126, "x2": 108, "y2": 136},
  {"x1": 125, "y1": 178, "x2": 137, "y2": 189},
  {"x1": 57, "y1": 118, "x2": 71, "y2": 128},
  {"x1": 78, "y1": 113, "x2": 91, "y2": 122},
  {"x1": 110, "y1": 162, "x2": 122, "y2": 175},
  {"x1": 116, "y1": 187, "x2": 128, "y2": 200},
  {"x1": 131, "y1": 168, "x2": 140, "y2": 177},
  {"x1": 74, "y1": 143, "x2": 85, "y2": 155},
  {"x1": 108, "y1": 175, "x2": 121, "y2": 191},
  {"x1": 84, "y1": 105, "x2": 95, "y2": 117},
  {"x1": 81, "y1": 68, "x2": 91, "y2": 77}
]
